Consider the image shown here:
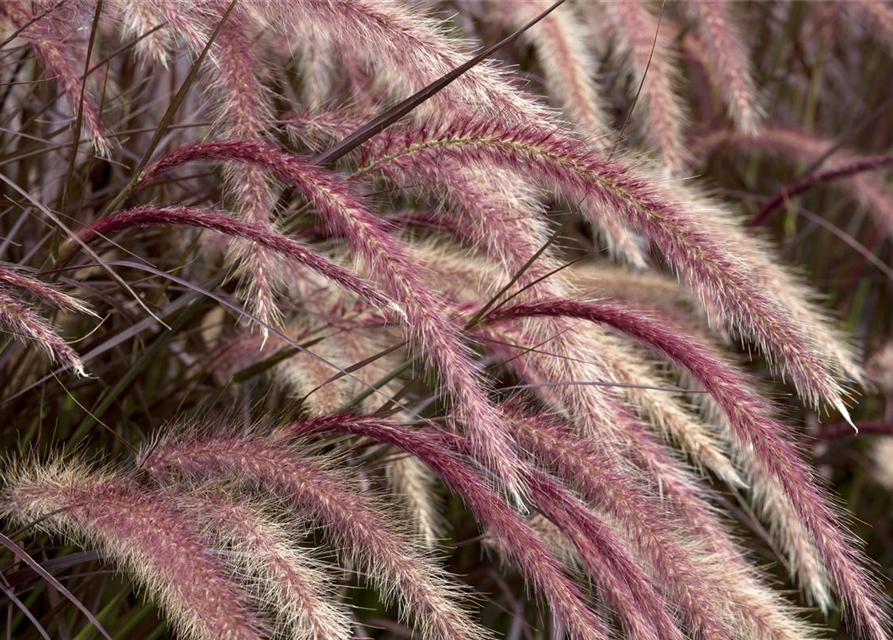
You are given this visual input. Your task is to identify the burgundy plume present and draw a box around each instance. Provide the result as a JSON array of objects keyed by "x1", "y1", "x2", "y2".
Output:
[
  {"x1": 135, "y1": 140, "x2": 530, "y2": 501},
  {"x1": 486, "y1": 297, "x2": 890, "y2": 640}
]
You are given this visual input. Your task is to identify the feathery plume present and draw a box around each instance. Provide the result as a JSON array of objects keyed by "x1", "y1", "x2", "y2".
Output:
[
  {"x1": 0, "y1": 267, "x2": 93, "y2": 317},
  {"x1": 566, "y1": 263, "x2": 707, "y2": 330},
  {"x1": 73, "y1": 206, "x2": 395, "y2": 312},
  {"x1": 290, "y1": 112, "x2": 653, "y2": 455},
  {"x1": 169, "y1": 487, "x2": 352, "y2": 640},
  {"x1": 523, "y1": 462, "x2": 685, "y2": 640},
  {"x1": 250, "y1": 0, "x2": 552, "y2": 124},
  {"x1": 107, "y1": 0, "x2": 214, "y2": 69},
  {"x1": 352, "y1": 115, "x2": 859, "y2": 413},
  {"x1": 610, "y1": 398, "x2": 817, "y2": 640},
  {"x1": 104, "y1": 0, "x2": 210, "y2": 67},
  {"x1": 515, "y1": 407, "x2": 820, "y2": 640},
  {"x1": 681, "y1": 0, "x2": 762, "y2": 134},
  {"x1": 0, "y1": 2, "x2": 888, "y2": 639},
  {"x1": 509, "y1": 513, "x2": 580, "y2": 568},
  {"x1": 289, "y1": 109, "x2": 649, "y2": 268},
  {"x1": 295, "y1": 415, "x2": 698, "y2": 640},
  {"x1": 405, "y1": 238, "x2": 738, "y2": 485},
  {"x1": 2, "y1": 459, "x2": 265, "y2": 640},
  {"x1": 386, "y1": 455, "x2": 442, "y2": 552},
  {"x1": 0, "y1": 289, "x2": 86, "y2": 377},
  {"x1": 582, "y1": 326, "x2": 740, "y2": 485},
  {"x1": 140, "y1": 430, "x2": 491, "y2": 640},
  {"x1": 208, "y1": 11, "x2": 285, "y2": 336},
  {"x1": 487, "y1": 298, "x2": 890, "y2": 640},
  {"x1": 588, "y1": 0, "x2": 690, "y2": 172},
  {"x1": 509, "y1": 408, "x2": 816, "y2": 640},
  {"x1": 290, "y1": 414, "x2": 657, "y2": 640},
  {"x1": 0, "y1": 1, "x2": 111, "y2": 155},
  {"x1": 136, "y1": 141, "x2": 529, "y2": 501},
  {"x1": 272, "y1": 326, "x2": 367, "y2": 416},
  {"x1": 275, "y1": 318, "x2": 445, "y2": 548},
  {"x1": 488, "y1": 0, "x2": 611, "y2": 147}
]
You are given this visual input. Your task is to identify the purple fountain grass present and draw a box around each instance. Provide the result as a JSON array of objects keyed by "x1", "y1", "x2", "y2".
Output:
[
  {"x1": 0, "y1": 289, "x2": 86, "y2": 377},
  {"x1": 208, "y1": 326, "x2": 363, "y2": 415},
  {"x1": 619, "y1": 418, "x2": 823, "y2": 640},
  {"x1": 501, "y1": 339, "x2": 815, "y2": 640},
  {"x1": 203, "y1": 10, "x2": 273, "y2": 140},
  {"x1": 250, "y1": 0, "x2": 553, "y2": 125},
  {"x1": 0, "y1": 267, "x2": 94, "y2": 317},
  {"x1": 489, "y1": 0, "x2": 611, "y2": 148},
  {"x1": 272, "y1": 0, "x2": 644, "y2": 265},
  {"x1": 70, "y1": 205, "x2": 395, "y2": 312},
  {"x1": 521, "y1": 463, "x2": 685, "y2": 640},
  {"x1": 592, "y1": 392, "x2": 812, "y2": 640},
  {"x1": 207, "y1": 10, "x2": 285, "y2": 336},
  {"x1": 478, "y1": 309, "x2": 738, "y2": 488},
  {"x1": 288, "y1": 413, "x2": 664, "y2": 640},
  {"x1": 288, "y1": 109, "x2": 649, "y2": 268},
  {"x1": 512, "y1": 419, "x2": 819, "y2": 640},
  {"x1": 688, "y1": 196, "x2": 862, "y2": 389},
  {"x1": 0, "y1": 1, "x2": 110, "y2": 155},
  {"x1": 481, "y1": 316, "x2": 741, "y2": 488},
  {"x1": 350, "y1": 114, "x2": 859, "y2": 416},
  {"x1": 107, "y1": 0, "x2": 177, "y2": 67},
  {"x1": 0, "y1": 1, "x2": 890, "y2": 638},
  {"x1": 2, "y1": 459, "x2": 265, "y2": 640},
  {"x1": 404, "y1": 238, "x2": 739, "y2": 486},
  {"x1": 288, "y1": 112, "x2": 658, "y2": 456},
  {"x1": 291, "y1": 415, "x2": 694, "y2": 640},
  {"x1": 278, "y1": 317, "x2": 443, "y2": 549},
  {"x1": 486, "y1": 297, "x2": 890, "y2": 640},
  {"x1": 294, "y1": 29, "x2": 339, "y2": 110},
  {"x1": 274, "y1": 331, "x2": 367, "y2": 416},
  {"x1": 289, "y1": 235, "x2": 739, "y2": 493},
  {"x1": 681, "y1": 0, "x2": 762, "y2": 134},
  {"x1": 268, "y1": 0, "x2": 642, "y2": 269},
  {"x1": 566, "y1": 263, "x2": 711, "y2": 333},
  {"x1": 512, "y1": 513, "x2": 580, "y2": 568},
  {"x1": 139, "y1": 429, "x2": 491, "y2": 640},
  {"x1": 385, "y1": 455, "x2": 442, "y2": 552},
  {"x1": 285, "y1": 217, "x2": 817, "y2": 639},
  {"x1": 110, "y1": 0, "x2": 286, "y2": 334},
  {"x1": 106, "y1": 0, "x2": 210, "y2": 67},
  {"x1": 135, "y1": 140, "x2": 530, "y2": 502},
  {"x1": 273, "y1": 314, "x2": 444, "y2": 550},
  {"x1": 691, "y1": 124, "x2": 893, "y2": 236},
  {"x1": 168, "y1": 486, "x2": 352, "y2": 640},
  {"x1": 381, "y1": 232, "x2": 733, "y2": 487},
  {"x1": 506, "y1": 407, "x2": 818, "y2": 640},
  {"x1": 589, "y1": 0, "x2": 690, "y2": 172}
]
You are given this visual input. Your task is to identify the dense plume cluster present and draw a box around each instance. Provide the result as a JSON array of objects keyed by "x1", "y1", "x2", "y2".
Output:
[{"x1": 1, "y1": 1, "x2": 893, "y2": 639}]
